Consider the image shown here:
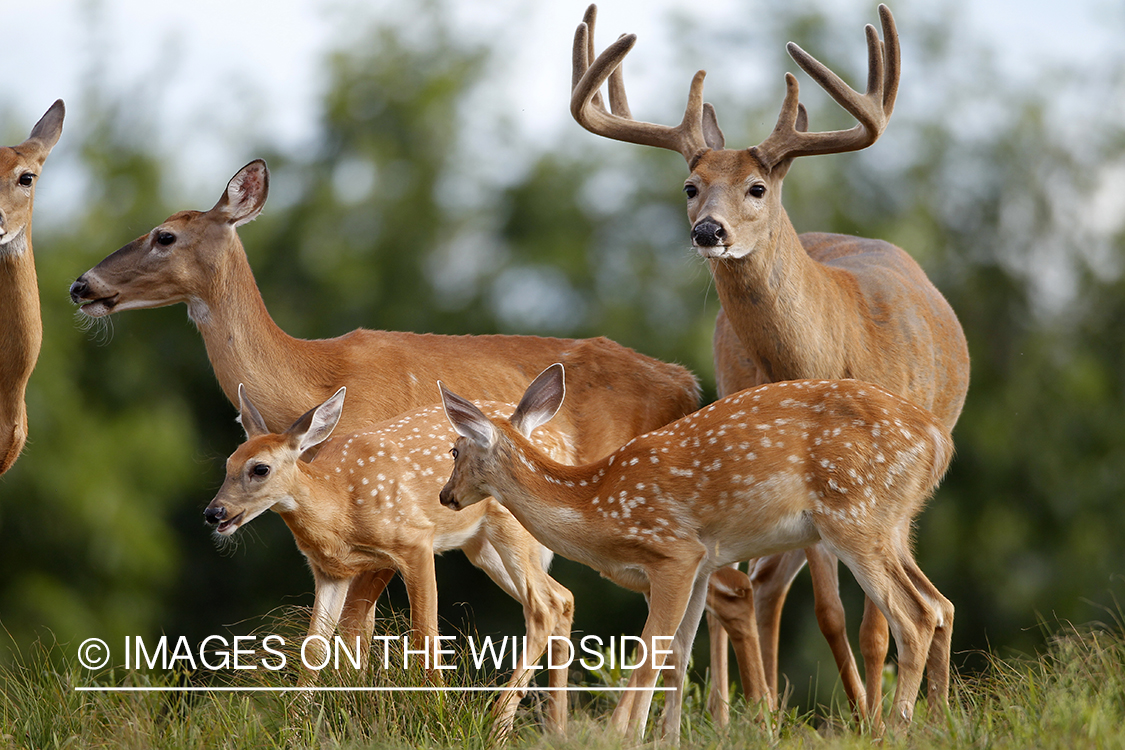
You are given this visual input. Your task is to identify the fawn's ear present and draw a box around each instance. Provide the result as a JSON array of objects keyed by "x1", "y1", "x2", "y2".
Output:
[
  {"x1": 237, "y1": 383, "x2": 270, "y2": 439},
  {"x1": 510, "y1": 364, "x2": 565, "y2": 438},
  {"x1": 439, "y1": 383, "x2": 495, "y2": 448},
  {"x1": 286, "y1": 387, "x2": 346, "y2": 455},
  {"x1": 211, "y1": 159, "x2": 269, "y2": 226}
]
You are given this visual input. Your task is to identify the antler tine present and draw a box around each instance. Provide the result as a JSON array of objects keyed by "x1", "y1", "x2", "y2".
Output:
[
  {"x1": 753, "y1": 4, "x2": 901, "y2": 170},
  {"x1": 569, "y1": 5, "x2": 708, "y2": 163},
  {"x1": 574, "y1": 5, "x2": 605, "y2": 112}
]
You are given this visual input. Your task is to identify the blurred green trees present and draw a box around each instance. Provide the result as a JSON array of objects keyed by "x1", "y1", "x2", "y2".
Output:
[{"x1": 2, "y1": 0, "x2": 1124, "y2": 711}]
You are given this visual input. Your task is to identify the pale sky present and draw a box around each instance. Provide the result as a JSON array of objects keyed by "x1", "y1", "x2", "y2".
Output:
[{"x1": 4, "y1": 0, "x2": 1122, "y2": 221}]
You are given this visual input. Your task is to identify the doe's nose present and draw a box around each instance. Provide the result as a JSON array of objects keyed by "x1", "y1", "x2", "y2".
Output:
[
  {"x1": 204, "y1": 505, "x2": 227, "y2": 525},
  {"x1": 69, "y1": 277, "x2": 89, "y2": 303}
]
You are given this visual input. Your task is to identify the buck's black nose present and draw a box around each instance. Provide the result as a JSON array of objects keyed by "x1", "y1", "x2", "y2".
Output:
[{"x1": 691, "y1": 217, "x2": 726, "y2": 247}]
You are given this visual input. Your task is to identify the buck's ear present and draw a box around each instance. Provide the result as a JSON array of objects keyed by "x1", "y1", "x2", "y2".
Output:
[
  {"x1": 212, "y1": 159, "x2": 269, "y2": 226},
  {"x1": 238, "y1": 383, "x2": 270, "y2": 439},
  {"x1": 439, "y1": 383, "x2": 495, "y2": 448},
  {"x1": 702, "y1": 103, "x2": 725, "y2": 150},
  {"x1": 286, "y1": 387, "x2": 345, "y2": 455},
  {"x1": 24, "y1": 99, "x2": 64, "y2": 161},
  {"x1": 510, "y1": 364, "x2": 564, "y2": 438}
]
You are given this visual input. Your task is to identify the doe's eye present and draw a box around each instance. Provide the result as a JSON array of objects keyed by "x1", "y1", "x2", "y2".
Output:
[
  {"x1": 251, "y1": 463, "x2": 270, "y2": 478},
  {"x1": 156, "y1": 231, "x2": 176, "y2": 246},
  {"x1": 683, "y1": 184, "x2": 699, "y2": 199},
  {"x1": 18, "y1": 173, "x2": 35, "y2": 187},
  {"x1": 449, "y1": 448, "x2": 459, "y2": 459}
]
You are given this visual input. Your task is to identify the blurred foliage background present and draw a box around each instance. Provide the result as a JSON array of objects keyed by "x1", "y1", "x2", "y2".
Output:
[{"x1": 2, "y1": 0, "x2": 1125, "y2": 709}]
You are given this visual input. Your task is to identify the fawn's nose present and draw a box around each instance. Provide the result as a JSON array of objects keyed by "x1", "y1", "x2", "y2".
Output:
[
  {"x1": 204, "y1": 505, "x2": 227, "y2": 525},
  {"x1": 691, "y1": 217, "x2": 727, "y2": 247},
  {"x1": 69, "y1": 277, "x2": 90, "y2": 303}
]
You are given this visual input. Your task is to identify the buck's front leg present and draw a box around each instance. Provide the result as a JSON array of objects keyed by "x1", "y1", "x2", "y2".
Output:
[
  {"x1": 301, "y1": 570, "x2": 354, "y2": 686},
  {"x1": 749, "y1": 548, "x2": 808, "y2": 698},
  {"x1": 806, "y1": 544, "x2": 866, "y2": 718}
]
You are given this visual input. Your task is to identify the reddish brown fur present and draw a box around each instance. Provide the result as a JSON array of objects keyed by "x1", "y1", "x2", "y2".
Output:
[
  {"x1": 208, "y1": 394, "x2": 575, "y2": 736},
  {"x1": 69, "y1": 161, "x2": 699, "y2": 461},
  {"x1": 0, "y1": 101, "x2": 64, "y2": 476},
  {"x1": 441, "y1": 370, "x2": 954, "y2": 743},
  {"x1": 571, "y1": 5, "x2": 968, "y2": 725}
]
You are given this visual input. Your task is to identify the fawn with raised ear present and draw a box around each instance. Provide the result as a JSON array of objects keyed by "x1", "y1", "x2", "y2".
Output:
[
  {"x1": 571, "y1": 4, "x2": 970, "y2": 723},
  {"x1": 440, "y1": 364, "x2": 954, "y2": 744},
  {"x1": 206, "y1": 384, "x2": 575, "y2": 737},
  {"x1": 1, "y1": 100, "x2": 64, "y2": 475}
]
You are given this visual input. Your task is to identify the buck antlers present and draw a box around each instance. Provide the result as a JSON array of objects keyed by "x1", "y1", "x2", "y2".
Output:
[{"x1": 571, "y1": 4, "x2": 899, "y2": 169}]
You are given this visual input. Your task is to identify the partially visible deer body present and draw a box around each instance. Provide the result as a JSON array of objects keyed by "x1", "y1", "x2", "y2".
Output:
[
  {"x1": 206, "y1": 384, "x2": 575, "y2": 737},
  {"x1": 0, "y1": 100, "x2": 64, "y2": 476},
  {"x1": 440, "y1": 365, "x2": 954, "y2": 744},
  {"x1": 571, "y1": 4, "x2": 970, "y2": 724},
  {"x1": 68, "y1": 159, "x2": 700, "y2": 458},
  {"x1": 67, "y1": 160, "x2": 700, "y2": 725}
]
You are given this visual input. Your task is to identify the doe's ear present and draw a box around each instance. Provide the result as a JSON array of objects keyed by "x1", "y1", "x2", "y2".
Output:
[
  {"x1": 238, "y1": 383, "x2": 270, "y2": 439},
  {"x1": 24, "y1": 99, "x2": 65, "y2": 160},
  {"x1": 439, "y1": 382, "x2": 495, "y2": 448},
  {"x1": 286, "y1": 387, "x2": 346, "y2": 456},
  {"x1": 510, "y1": 364, "x2": 565, "y2": 438},
  {"x1": 212, "y1": 159, "x2": 269, "y2": 226}
]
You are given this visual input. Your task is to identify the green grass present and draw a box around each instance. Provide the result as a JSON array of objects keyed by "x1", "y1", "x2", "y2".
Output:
[{"x1": 2, "y1": 609, "x2": 1123, "y2": 750}]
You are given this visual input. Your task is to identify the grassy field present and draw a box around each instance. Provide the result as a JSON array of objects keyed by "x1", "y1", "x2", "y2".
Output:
[{"x1": 2, "y1": 606, "x2": 1123, "y2": 750}]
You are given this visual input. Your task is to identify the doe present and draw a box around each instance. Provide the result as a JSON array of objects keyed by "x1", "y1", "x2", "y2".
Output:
[
  {"x1": 440, "y1": 364, "x2": 954, "y2": 744},
  {"x1": 206, "y1": 384, "x2": 574, "y2": 737}
]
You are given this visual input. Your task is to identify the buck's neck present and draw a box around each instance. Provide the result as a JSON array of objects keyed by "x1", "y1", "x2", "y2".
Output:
[
  {"x1": 191, "y1": 241, "x2": 334, "y2": 432},
  {"x1": 709, "y1": 217, "x2": 855, "y2": 382},
  {"x1": 0, "y1": 231, "x2": 42, "y2": 412}
]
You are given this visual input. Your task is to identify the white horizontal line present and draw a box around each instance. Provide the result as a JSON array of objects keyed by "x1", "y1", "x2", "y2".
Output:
[{"x1": 75, "y1": 686, "x2": 676, "y2": 693}]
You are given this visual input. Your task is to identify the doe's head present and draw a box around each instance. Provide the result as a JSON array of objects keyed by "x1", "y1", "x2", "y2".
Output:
[
  {"x1": 205, "y1": 384, "x2": 344, "y2": 536},
  {"x1": 438, "y1": 364, "x2": 565, "y2": 511},
  {"x1": 0, "y1": 100, "x2": 64, "y2": 252}
]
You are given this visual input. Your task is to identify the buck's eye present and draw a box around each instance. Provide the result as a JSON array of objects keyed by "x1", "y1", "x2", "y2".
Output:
[
  {"x1": 251, "y1": 463, "x2": 270, "y2": 478},
  {"x1": 747, "y1": 184, "x2": 766, "y2": 199},
  {"x1": 683, "y1": 184, "x2": 699, "y2": 199},
  {"x1": 156, "y1": 231, "x2": 176, "y2": 246},
  {"x1": 18, "y1": 173, "x2": 35, "y2": 188}
]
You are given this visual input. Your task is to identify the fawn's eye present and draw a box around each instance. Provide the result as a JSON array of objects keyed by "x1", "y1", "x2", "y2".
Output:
[
  {"x1": 747, "y1": 184, "x2": 766, "y2": 199},
  {"x1": 251, "y1": 463, "x2": 270, "y2": 478},
  {"x1": 156, "y1": 231, "x2": 176, "y2": 246},
  {"x1": 18, "y1": 173, "x2": 35, "y2": 188},
  {"x1": 683, "y1": 184, "x2": 698, "y2": 199}
]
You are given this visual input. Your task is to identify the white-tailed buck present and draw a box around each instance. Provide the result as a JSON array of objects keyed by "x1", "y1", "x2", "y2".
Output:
[
  {"x1": 206, "y1": 384, "x2": 575, "y2": 737},
  {"x1": 68, "y1": 160, "x2": 699, "y2": 706},
  {"x1": 571, "y1": 4, "x2": 970, "y2": 723},
  {"x1": 440, "y1": 365, "x2": 954, "y2": 744},
  {"x1": 1, "y1": 100, "x2": 64, "y2": 476}
]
